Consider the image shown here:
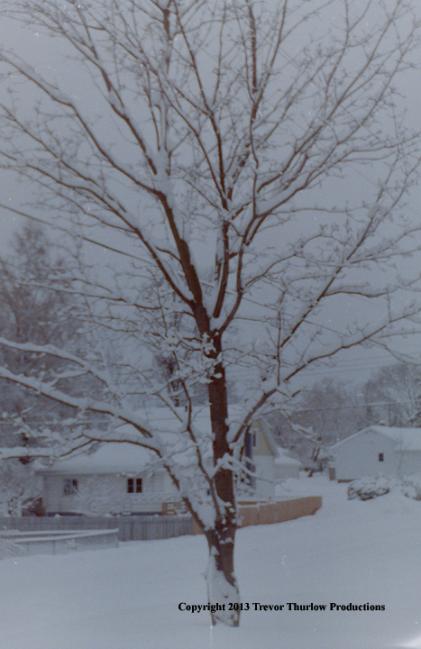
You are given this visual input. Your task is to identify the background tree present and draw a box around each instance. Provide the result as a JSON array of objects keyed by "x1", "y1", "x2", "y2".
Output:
[
  {"x1": 0, "y1": 222, "x2": 92, "y2": 515},
  {"x1": 0, "y1": 0, "x2": 420, "y2": 627},
  {"x1": 267, "y1": 378, "x2": 367, "y2": 469},
  {"x1": 0, "y1": 222, "x2": 85, "y2": 450},
  {"x1": 363, "y1": 363, "x2": 421, "y2": 427}
]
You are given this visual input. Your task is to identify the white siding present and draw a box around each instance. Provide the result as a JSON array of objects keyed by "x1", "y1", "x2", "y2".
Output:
[
  {"x1": 399, "y1": 451, "x2": 421, "y2": 477},
  {"x1": 254, "y1": 456, "x2": 276, "y2": 499},
  {"x1": 332, "y1": 431, "x2": 398, "y2": 480},
  {"x1": 42, "y1": 471, "x2": 178, "y2": 515},
  {"x1": 274, "y1": 462, "x2": 300, "y2": 481}
]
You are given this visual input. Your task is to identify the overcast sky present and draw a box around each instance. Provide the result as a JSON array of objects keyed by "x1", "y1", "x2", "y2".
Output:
[{"x1": 1, "y1": 1, "x2": 421, "y2": 386}]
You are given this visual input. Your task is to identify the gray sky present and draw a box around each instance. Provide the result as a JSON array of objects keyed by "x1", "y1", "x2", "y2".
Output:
[{"x1": 1, "y1": 1, "x2": 421, "y2": 387}]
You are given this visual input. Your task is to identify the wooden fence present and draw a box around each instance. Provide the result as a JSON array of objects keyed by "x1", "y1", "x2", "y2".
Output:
[
  {"x1": 238, "y1": 496, "x2": 322, "y2": 528},
  {"x1": 191, "y1": 496, "x2": 322, "y2": 534},
  {"x1": 0, "y1": 497, "x2": 321, "y2": 541},
  {"x1": 0, "y1": 514, "x2": 193, "y2": 542}
]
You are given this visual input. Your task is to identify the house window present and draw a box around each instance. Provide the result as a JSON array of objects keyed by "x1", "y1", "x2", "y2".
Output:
[
  {"x1": 127, "y1": 478, "x2": 143, "y2": 494},
  {"x1": 63, "y1": 479, "x2": 78, "y2": 496},
  {"x1": 378, "y1": 453, "x2": 384, "y2": 462}
]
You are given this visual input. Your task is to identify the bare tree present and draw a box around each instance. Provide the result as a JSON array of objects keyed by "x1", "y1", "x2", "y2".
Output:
[
  {"x1": 0, "y1": 222, "x2": 88, "y2": 448},
  {"x1": 287, "y1": 379, "x2": 369, "y2": 455},
  {"x1": 0, "y1": 0, "x2": 420, "y2": 626},
  {"x1": 364, "y1": 363, "x2": 421, "y2": 426},
  {"x1": 0, "y1": 224, "x2": 70, "y2": 447}
]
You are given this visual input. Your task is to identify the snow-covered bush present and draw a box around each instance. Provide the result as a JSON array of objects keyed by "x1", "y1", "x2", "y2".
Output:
[
  {"x1": 401, "y1": 474, "x2": 421, "y2": 500},
  {"x1": 0, "y1": 536, "x2": 23, "y2": 560},
  {"x1": 0, "y1": 461, "x2": 41, "y2": 516},
  {"x1": 347, "y1": 476, "x2": 391, "y2": 501}
]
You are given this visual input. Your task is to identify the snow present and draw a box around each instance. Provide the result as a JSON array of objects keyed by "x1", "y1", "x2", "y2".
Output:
[
  {"x1": 0, "y1": 475, "x2": 420, "y2": 648},
  {"x1": 37, "y1": 443, "x2": 155, "y2": 475},
  {"x1": 0, "y1": 447, "x2": 50, "y2": 460},
  {"x1": 372, "y1": 426, "x2": 421, "y2": 451},
  {"x1": 274, "y1": 448, "x2": 302, "y2": 467},
  {"x1": 332, "y1": 425, "x2": 421, "y2": 452},
  {"x1": 36, "y1": 405, "x2": 290, "y2": 476}
]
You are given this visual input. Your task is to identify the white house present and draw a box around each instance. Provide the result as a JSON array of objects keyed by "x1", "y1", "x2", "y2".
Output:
[
  {"x1": 330, "y1": 425, "x2": 421, "y2": 482},
  {"x1": 245, "y1": 419, "x2": 301, "y2": 498},
  {"x1": 36, "y1": 443, "x2": 177, "y2": 515},
  {"x1": 36, "y1": 415, "x2": 301, "y2": 515}
]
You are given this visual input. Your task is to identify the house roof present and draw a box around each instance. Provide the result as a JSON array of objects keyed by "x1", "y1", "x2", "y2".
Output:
[
  {"x1": 331, "y1": 425, "x2": 421, "y2": 452},
  {"x1": 36, "y1": 443, "x2": 155, "y2": 475},
  {"x1": 36, "y1": 405, "x2": 301, "y2": 475},
  {"x1": 373, "y1": 426, "x2": 421, "y2": 451},
  {"x1": 257, "y1": 418, "x2": 301, "y2": 466}
]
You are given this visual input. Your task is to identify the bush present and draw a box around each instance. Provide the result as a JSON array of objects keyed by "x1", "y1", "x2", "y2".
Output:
[
  {"x1": 347, "y1": 476, "x2": 391, "y2": 501},
  {"x1": 401, "y1": 474, "x2": 421, "y2": 500},
  {"x1": 0, "y1": 537, "x2": 23, "y2": 560}
]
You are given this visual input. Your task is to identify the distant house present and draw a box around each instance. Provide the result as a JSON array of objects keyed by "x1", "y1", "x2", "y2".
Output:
[
  {"x1": 243, "y1": 420, "x2": 301, "y2": 499},
  {"x1": 36, "y1": 414, "x2": 301, "y2": 515},
  {"x1": 329, "y1": 425, "x2": 421, "y2": 482}
]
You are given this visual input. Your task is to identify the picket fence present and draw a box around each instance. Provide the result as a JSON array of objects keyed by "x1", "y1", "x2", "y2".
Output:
[{"x1": 0, "y1": 514, "x2": 193, "y2": 542}]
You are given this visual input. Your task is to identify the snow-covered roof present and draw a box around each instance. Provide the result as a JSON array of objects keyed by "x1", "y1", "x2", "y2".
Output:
[
  {"x1": 256, "y1": 417, "x2": 301, "y2": 466},
  {"x1": 372, "y1": 426, "x2": 421, "y2": 451},
  {"x1": 35, "y1": 405, "x2": 299, "y2": 475},
  {"x1": 331, "y1": 426, "x2": 421, "y2": 452},
  {"x1": 0, "y1": 446, "x2": 49, "y2": 461},
  {"x1": 36, "y1": 443, "x2": 155, "y2": 476}
]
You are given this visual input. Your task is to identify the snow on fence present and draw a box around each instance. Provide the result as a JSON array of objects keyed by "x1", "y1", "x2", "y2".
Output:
[
  {"x1": 0, "y1": 514, "x2": 193, "y2": 542},
  {"x1": 0, "y1": 529, "x2": 119, "y2": 557}
]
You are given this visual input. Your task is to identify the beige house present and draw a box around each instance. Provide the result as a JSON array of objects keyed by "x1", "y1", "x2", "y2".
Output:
[{"x1": 36, "y1": 414, "x2": 300, "y2": 515}]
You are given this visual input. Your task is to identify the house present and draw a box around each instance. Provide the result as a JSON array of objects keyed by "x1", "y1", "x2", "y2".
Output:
[
  {"x1": 329, "y1": 425, "x2": 421, "y2": 482},
  {"x1": 36, "y1": 411, "x2": 301, "y2": 515},
  {"x1": 243, "y1": 420, "x2": 301, "y2": 498},
  {"x1": 36, "y1": 443, "x2": 176, "y2": 516}
]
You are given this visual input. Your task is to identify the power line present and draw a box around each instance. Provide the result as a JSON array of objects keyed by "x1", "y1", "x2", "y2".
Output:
[{"x1": 290, "y1": 399, "x2": 416, "y2": 414}]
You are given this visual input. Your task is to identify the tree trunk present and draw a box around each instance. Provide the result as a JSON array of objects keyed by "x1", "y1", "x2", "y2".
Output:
[
  {"x1": 205, "y1": 527, "x2": 241, "y2": 627},
  {"x1": 205, "y1": 332, "x2": 241, "y2": 626}
]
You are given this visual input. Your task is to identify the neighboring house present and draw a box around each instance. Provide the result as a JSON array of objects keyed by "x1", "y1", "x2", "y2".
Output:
[
  {"x1": 36, "y1": 414, "x2": 301, "y2": 515},
  {"x1": 243, "y1": 420, "x2": 301, "y2": 499},
  {"x1": 329, "y1": 425, "x2": 421, "y2": 482},
  {"x1": 36, "y1": 444, "x2": 176, "y2": 515}
]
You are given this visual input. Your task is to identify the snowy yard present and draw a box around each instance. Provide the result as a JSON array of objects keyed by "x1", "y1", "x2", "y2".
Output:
[{"x1": 1, "y1": 476, "x2": 421, "y2": 649}]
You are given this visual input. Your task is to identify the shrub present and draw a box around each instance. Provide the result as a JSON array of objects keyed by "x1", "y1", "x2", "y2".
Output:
[{"x1": 347, "y1": 476, "x2": 391, "y2": 501}]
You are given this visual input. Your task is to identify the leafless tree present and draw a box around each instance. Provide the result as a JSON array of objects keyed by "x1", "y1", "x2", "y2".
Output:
[
  {"x1": 0, "y1": 222, "x2": 85, "y2": 447},
  {"x1": 364, "y1": 363, "x2": 421, "y2": 426},
  {"x1": 0, "y1": 0, "x2": 420, "y2": 626}
]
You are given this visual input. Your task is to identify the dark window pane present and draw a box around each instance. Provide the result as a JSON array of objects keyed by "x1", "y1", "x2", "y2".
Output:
[{"x1": 63, "y1": 478, "x2": 78, "y2": 496}]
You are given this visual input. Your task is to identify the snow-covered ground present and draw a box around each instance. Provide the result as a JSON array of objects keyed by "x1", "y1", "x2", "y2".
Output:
[{"x1": 1, "y1": 476, "x2": 421, "y2": 649}]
